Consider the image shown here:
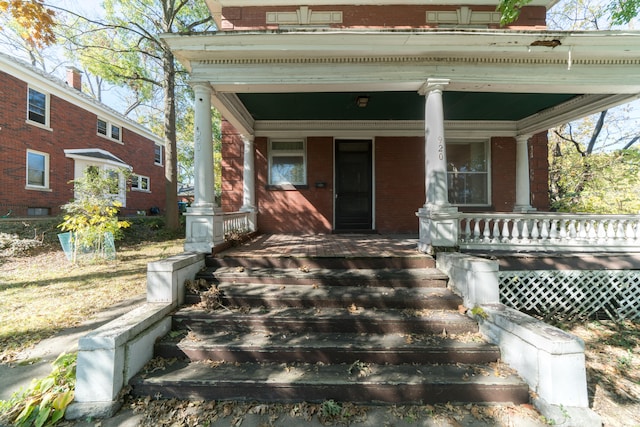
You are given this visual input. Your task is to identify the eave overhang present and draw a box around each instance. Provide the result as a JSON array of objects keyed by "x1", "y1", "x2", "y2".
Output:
[{"x1": 162, "y1": 29, "x2": 640, "y2": 137}]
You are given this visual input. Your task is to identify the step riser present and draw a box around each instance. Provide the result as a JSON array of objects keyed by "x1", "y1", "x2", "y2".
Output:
[
  {"x1": 155, "y1": 345, "x2": 500, "y2": 365},
  {"x1": 131, "y1": 383, "x2": 529, "y2": 405},
  {"x1": 173, "y1": 318, "x2": 479, "y2": 335},
  {"x1": 185, "y1": 294, "x2": 461, "y2": 311},
  {"x1": 196, "y1": 274, "x2": 448, "y2": 288},
  {"x1": 206, "y1": 257, "x2": 436, "y2": 270}
]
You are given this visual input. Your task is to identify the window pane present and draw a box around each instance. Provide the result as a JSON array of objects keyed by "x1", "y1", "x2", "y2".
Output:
[
  {"x1": 97, "y1": 119, "x2": 107, "y2": 135},
  {"x1": 28, "y1": 88, "x2": 46, "y2": 124},
  {"x1": 448, "y1": 172, "x2": 488, "y2": 205},
  {"x1": 111, "y1": 125, "x2": 121, "y2": 140},
  {"x1": 154, "y1": 145, "x2": 162, "y2": 164},
  {"x1": 27, "y1": 152, "x2": 46, "y2": 186},
  {"x1": 447, "y1": 143, "x2": 487, "y2": 172},
  {"x1": 141, "y1": 177, "x2": 149, "y2": 190},
  {"x1": 271, "y1": 156, "x2": 305, "y2": 184},
  {"x1": 131, "y1": 175, "x2": 139, "y2": 188}
]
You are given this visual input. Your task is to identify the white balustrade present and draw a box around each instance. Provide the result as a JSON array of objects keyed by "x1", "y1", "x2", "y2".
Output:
[
  {"x1": 222, "y1": 211, "x2": 252, "y2": 238},
  {"x1": 457, "y1": 213, "x2": 640, "y2": 252}
]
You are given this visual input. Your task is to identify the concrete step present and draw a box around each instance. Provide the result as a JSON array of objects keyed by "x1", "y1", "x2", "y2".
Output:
[
  {"x1": 195, "y1": 267, "x2": 449, "y2": 288},
  {"x1": 185, "y1": 283, "x2": 463, "y2": 310},
  {"x1": 130, "y1": 360, "x2": 529, "y2": 405},
  {"x1": 172, "y1": 307, "x2": 479, "y2": 335},
  {"x1": 206, "y1": 254, "x2": 436, "y2": 270},
  {"x1": 155, "y1": 330, "x2": 500, "y2": 365}
]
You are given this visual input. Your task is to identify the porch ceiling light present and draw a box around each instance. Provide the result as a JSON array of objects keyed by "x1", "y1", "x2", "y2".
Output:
[{"x1": 356, "y1": 95, "x2": 369, "y2": 108}]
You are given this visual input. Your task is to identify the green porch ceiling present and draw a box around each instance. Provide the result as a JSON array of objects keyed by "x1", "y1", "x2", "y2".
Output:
[{"x1": 237, "y1": 92, "x2": 579, "y2": 121}]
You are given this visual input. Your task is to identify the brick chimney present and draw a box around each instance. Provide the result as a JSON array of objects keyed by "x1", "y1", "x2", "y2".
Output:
[{"x1": 66, "y1": 67, "x2": 83, "y2": 91}]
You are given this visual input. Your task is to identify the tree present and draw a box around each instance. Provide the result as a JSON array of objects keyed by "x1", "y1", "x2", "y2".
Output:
[
  {"x1": 549, "y1": 113, "x2": 640, "y2": 214},
  {"x1": 55, "y1": 0, "x2": 214, "y2": 232},
  {"x1": 498, "y1": 0, "x2": 639, "y2": 25},
  {"x1": 58, "y1": 167, "x2": 131, "y2": 263},
  {"x1": 0, "y1": 0, "x2": 56, "y2": 47}
]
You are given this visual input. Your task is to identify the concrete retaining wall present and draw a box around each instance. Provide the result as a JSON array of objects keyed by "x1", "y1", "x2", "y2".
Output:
[
  {"x1": 67, "y1": 252, "x2": 205, "y2": 419},
  {"x1": 437, "y1": 252, "x2": 601, "y2": 427}
]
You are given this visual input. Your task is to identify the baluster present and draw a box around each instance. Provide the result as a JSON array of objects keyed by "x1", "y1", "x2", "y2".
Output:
[
  {"x1": 473, "y1": 218, "x2": 481, "y2": 241},
  {"x1": 550, "y1": 219, "x2": 559, "y2": 239},
  {"x1": 604, "y1": 220, "x2": 613, "y2": 241},
  {"x1": 521, "y1": 219, "x2": 530, "y2": 241},
  {"x1": 568, "y1": 219, "x2": 577, "y2": 239},
  {"x1": 492, "y1": 219, "x2": 501, "y2": 242},
  {"x1": 530, "y1": 218, "x2": 540, "y2": 240},
  {"x1": 482, "y1": 218, "x2": 491, "y2": 241},
  {"x1": 540, "y1": 219, "x2": 550, "y2": 239},
  {"x1": 576, "y1": 219, "x2": 587, "y2": 239},
  {"x1": 627, "y1": 220, "x2": 637, "y2": 241},
  {"x1": 616, "y1": 220, "x2": 625, "y2": 242},
  {"x1": 501, "y1": 218, "x2": 510, "y2": 243},
  {"x1": 463, "y1": 218, "x2": 471, "y2": 241},
  {"x1": 588, "y1": 220, "x2": 598, "y2": 240}
]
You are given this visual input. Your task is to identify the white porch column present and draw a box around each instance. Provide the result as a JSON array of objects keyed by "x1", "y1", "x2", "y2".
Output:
[
  {"x1": 184, "y1": 82, "x2": 224, "y2": 253},
  {"x1": 514, "y1": 134, "x2": 535, "y2": 212},
  {"x1": 240, "y1": 134, "x2": 257, "y2": 231},
  {"x1": 416, "y1": 79, "x2": 458, "y2": 253}
]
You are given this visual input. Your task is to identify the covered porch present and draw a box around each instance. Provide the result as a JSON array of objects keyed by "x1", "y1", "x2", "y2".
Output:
[{"x1": 161, "y1": 27, "x2": 640, "y2": 254}]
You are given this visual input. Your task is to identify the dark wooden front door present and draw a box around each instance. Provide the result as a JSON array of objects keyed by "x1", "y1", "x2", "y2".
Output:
[{"x1": 335, "y1": 140, "x2": 372, "y2": 231}]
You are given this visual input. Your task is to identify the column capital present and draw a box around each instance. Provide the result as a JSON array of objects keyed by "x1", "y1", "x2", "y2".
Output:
[
  {"x1": 516, "y1": 134, "x2": 532, "y2": 144},
  {"x1": 190, "y1": 81, "x2": 212, "y2": 94},
  {"x1": 418, "y1": 78, "x2": 450, "y2": 95},
  {"x1": 240, "y1": 134, "x2": 255, "y2": 143}
]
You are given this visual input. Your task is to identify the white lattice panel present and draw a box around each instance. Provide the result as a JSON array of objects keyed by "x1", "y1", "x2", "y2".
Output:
[{"x1": 499, "y1": 270, "x2": 640, "y2": 321}]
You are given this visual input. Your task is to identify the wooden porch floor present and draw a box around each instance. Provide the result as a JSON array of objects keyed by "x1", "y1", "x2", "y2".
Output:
[{"x1": 218, "y1": 234, "x2": 423, "y2": 258}]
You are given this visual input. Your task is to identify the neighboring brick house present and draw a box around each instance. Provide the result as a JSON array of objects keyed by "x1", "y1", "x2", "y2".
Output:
[
  {"x1": 162, "y1": 0, "x2": 640, "y2": 251},
  {"x1": 0, "y1": 52, "x2": 165, "y2": 218}
]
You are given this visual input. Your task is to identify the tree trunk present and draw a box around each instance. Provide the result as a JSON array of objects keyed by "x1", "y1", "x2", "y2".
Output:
[{"x1": 163, "y1": 49, "x2": 180, "y2": 231}]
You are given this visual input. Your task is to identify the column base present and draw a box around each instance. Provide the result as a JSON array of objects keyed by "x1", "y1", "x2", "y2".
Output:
[
  {"x1": 416, "y1": 205, "x2": 459, "y2": 254},
  {"x1": 184, "y1": 206, "x2": 225, "y2": 253},
  {"x1": 513, "y1": 205, "x2": 537, "y2": 213}
]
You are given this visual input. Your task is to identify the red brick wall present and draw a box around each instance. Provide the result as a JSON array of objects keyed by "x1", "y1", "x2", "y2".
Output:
[
  {"x1": 491, "y1": 137, "x2": 517, "y2": 212},
  {"x1": 221, "y1": 119, "x2": 244, "y2": 212},
  {"x1": 254, "y1": 136, "x2": 334, "y2": 233},
  {"x1": 530, "y1": 131, "x2": 550, "y2": 211},
  {"x1": 220, "y1": 5, "x2": 546, "y2": 30},
  {"x1": 220, "y1": 128, "x2": 551, "y2": 234},
  {"x1": 376, "y1": 137, "x2": 424, "y2": 233},
  {"x1": 0, "y1": 70, "x2": 165, "y2": 217}
]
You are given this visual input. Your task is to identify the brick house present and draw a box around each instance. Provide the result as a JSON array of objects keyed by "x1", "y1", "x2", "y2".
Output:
[
  {"x1": 0, "y1": 52, "x2": 166, "y2": 218},
  {"x1": 161, "y1": 0, "x2": 640, "y2": 252}
]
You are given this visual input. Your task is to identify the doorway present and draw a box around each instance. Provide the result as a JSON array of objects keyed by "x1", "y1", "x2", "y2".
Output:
[{"x1": 335, "y1": 140, "x2": 373, "y2": 231}]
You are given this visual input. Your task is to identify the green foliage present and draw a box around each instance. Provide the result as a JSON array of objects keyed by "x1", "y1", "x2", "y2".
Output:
[
  {"x1": 608, "y1": 0, "x2": 640, "y2": 24},
  {"x1": 57, "y1": 167, "x2": 131, "y2": 263},
  {"x1": 496, "y1": 0, "x2": 533, "y2": 25},
  {"x1": 0, "y1": 353, "x2": 76, "y2": 427},
  {"x1": 470, "y1": 306, "x2": 489, "y2": 320},
  {"x1": 549, "y1": 139, "x2": 640, "y2": 214}
]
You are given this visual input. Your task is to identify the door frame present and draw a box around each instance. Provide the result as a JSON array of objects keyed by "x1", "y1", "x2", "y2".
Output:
[{"x1": 333, "y1": 138, "x2": 375, "y2": 231}]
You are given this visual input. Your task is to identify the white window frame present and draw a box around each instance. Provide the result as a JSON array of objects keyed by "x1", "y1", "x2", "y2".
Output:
[
  {"x1": 154, "y1": 144, "x2": 163, "y2": 166},
  {"x1": 131, "y1": 174, "x2": 150, "y2": 192},
  {"x1": 26, "y1": 86, "x2": 50, "y2": 129},
  {"x1": 446, "y1": 139, "x2": 491, "y2": 207},
  {"x1": 26, "y1": 149, "x2": 50, "y2": 190},
  {"x1": 268, "y1": 139, "x2": 307, "y2": 186},
  {"x1": 96, "y1": 117, "x2": 122, "y2": 143}
]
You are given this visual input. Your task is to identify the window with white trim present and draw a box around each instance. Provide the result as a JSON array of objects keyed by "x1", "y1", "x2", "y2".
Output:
[
  {"x1": 26, "y1": 149, "x2": 49, "y2": 189},
  {"x1": 447, "y1": 140, "x2": 490, "y2": 206},
  {"x1": 154, "y1": 144, "x2": 163, "y2": 165},
  {"x1": 131, "y1": 174, "x2": 150, "y2": 191},
  {"x1": 268, "y1": 140, "x2": 306, "y2": 185},
  {"x1": 97, "y1": 117, "x2": 122, "y2": 142},
  {"x1": 27, "y1": 87, "x2": 49, "y2": 127}
]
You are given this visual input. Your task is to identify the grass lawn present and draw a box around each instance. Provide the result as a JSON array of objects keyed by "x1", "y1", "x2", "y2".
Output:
[{"x1": 0, "y1": 238, "x2": 185, "y2": 363}]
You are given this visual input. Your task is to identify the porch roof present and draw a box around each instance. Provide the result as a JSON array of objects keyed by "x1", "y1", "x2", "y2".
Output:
[{"x1": 163, "y1": 28, "x2": 640, "y2": 138}]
